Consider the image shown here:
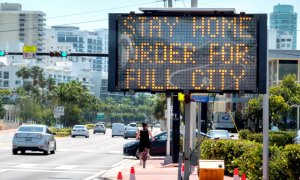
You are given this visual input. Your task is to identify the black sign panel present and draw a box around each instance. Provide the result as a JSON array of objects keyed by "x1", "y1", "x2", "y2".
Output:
[{"x1": 109, "y1": 13, "x2": 267, "y2": 93}]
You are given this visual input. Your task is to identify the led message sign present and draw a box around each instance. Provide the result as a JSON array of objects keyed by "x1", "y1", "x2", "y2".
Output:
[{"x1": 109, "y1": 14, "x2": 267, "y2": 93}]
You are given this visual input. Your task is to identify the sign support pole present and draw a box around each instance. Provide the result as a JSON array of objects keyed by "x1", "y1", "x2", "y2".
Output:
[
  {"x1": 197, "y1": 102, "x2": 202, "y2": 167},
  {"x1": 184, "y1": 102, "x2": 191, "y2": 180},
  {"x1": 263, "y1": 43, "x2": 269, "y2": 180},
  {"x1": 164, "y1": 96, "x2": 173, "y2": 164}
]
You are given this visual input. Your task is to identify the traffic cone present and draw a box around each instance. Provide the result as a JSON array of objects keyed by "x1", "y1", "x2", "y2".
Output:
[
  {"x1": 181, "y1": 164, "x2": 184, "y2": 179},
  {"x1": 117, "y1": 172, "x2": 123, "y2": 180},
  {"x1": 233, "y1": 168, "x2": 239, "y2": 180},
  {"x1": 241, "y1": 173, "x2": 246, "y2": 180},
  {"x1": 130, "y1": 167, "x2": 136, "y2": 180}
]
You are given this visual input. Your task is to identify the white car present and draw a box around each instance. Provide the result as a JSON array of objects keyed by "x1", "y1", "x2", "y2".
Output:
[
  {"x1": 12, "y1": 125, "x2": 56, "y2": 155},
  {"x1": 71, "y1": 125, "x2": 89, "y2": 138}
]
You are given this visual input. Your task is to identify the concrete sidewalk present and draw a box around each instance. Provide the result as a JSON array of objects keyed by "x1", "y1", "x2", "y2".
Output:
[{"x1": 101, "y1": 157, "x2": 233, "y2": 180}]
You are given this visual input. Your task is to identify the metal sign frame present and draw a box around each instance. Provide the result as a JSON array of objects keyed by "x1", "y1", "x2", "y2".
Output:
[{"x1": 108, "y1": 12, "x2": 267, "y2": 94}]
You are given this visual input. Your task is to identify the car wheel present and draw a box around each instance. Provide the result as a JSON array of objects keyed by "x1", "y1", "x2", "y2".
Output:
[
  {"x1": 135, "y1": 149, "x2": 140, "y2": 159},
  {"x1": 43, "y1": 149, "x2": 50, "y2": 155},
  {"x1": 85, "y1": 136, "x2": 89, "y2": 138},
  {"x1": 93, "y1": 131, "x2": 96, "y2": 134},
  {"x1": 71, "y1": 135, "x2": 75, "y2": 138},
  {"x1": 124, "y1": 136, "x2": 128, "y2": 139},
  {"x1": 21, "y1": 150, "x2": 26, "y2": 155},
  {"x1": 12, "y1": 149, "x2": 18, "y2": 155},
  {"x1": 50, "y1": 144, "x2": 56, "y2": 154},
  {"x1": 112, "y1": 135, "x2": 114, "y2": 138},
  {"x1": 104, "y1": 131, "x2": 106, "y2": 134}
]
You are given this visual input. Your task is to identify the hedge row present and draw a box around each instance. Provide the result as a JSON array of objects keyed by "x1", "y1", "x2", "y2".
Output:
[
  {"x1": 50, "y1": 127, "x2": 71, "y2": 136},
  {"x1": 85, "y1": 124, "x2": 96, "y2": 130},
  {"x1": 201, "y1": 140, "x2": 300, "y2": 180},
  {"x1": 238, "y1": 130, "x2": 296, "y2": 147}
]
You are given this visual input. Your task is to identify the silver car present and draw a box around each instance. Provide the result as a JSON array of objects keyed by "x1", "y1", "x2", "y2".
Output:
[
  {"x1": 12, "y1": 125, "x2": 56, "y2": 155},
  {"x1": 71, "y1": 125, "x2": 89, "y2": 138},
  {"x1": 93, "y1": 124, "x2": 106, "y2": 134},
  {"x1": 207, "y1": 130, "x2": 234, "y2": 139}
]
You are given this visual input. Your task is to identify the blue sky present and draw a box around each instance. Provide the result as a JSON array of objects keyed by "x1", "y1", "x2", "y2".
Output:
[{"x1": 2, "y1": 0, "x2": 300, "y2": 47}]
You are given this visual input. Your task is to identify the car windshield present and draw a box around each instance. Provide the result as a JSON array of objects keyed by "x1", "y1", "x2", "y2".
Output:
[
  {"x1": 154, "y1": 124, "x2": 160, "y2": 128},
  {"x1": 96, "y1": 125, "x2": 103, "y2": 127},
  {"x1": 208, "y1": 131, "x2": 229, "y2": 138},
  {"x1": 74, "y1": 125, "x2": 85, "y2": 129},
  {"x1": 18, "y1": 126, "x2": 44, "y2": 132},
  {"x1": 128, "y1": 124, "x2": 136, "y2": 127}
]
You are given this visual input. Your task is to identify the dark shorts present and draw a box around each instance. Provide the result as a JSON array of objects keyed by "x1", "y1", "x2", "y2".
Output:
[{"x1": 139, "y1": 141, "x2": 151, "y2": 152}]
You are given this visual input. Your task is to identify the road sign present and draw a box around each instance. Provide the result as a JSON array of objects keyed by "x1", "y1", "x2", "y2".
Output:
[
  {"x1": 97, "y1": 113, "x2": 105, "y2": 121},
  {"x1": 23, "y1": 45, "x2": 37, "y2": 59},
  {"x1": 108, "y1": 13, "x2": 267, "y2": 93},
  {"x1": 54, "y1": 106, "x2": 64, "y2": 116},
  {"x1": 192, "y1": 96, "x2": 209, "y2": 103}
]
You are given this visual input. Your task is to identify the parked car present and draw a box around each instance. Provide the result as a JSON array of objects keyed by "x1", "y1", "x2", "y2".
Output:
[
  {"x1": 124, "y1": 123, "x2": 138, "y2": 139},
  {"x1": 12, "y1": 124, "x2": 56, "y2": 155},
  {"x1": 294, "y1": 130, "x2": 300, "y2": 144},
  {"x1": 207, "y1": 130, "x2": 233, "y2": 139},
  {"x1": 271, "y1": 126, "x2": 280, "y2": 131},
  {"x1": 112, "y1": 123, "x2": 125, "y2": 137},
  {"x1": 123, "y1": 131, "x2": 212, "y2": 159},
  {"x1": 71, "y1": 125, "x2": 89, "y2": 138},
  {"x1": 93, "y1": 124, "x2": 106, "y2": 134}
]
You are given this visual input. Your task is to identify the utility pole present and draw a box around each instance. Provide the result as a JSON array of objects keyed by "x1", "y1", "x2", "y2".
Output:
[{"x1": 191, "y1": 0, "x2": 197, "y2": 8}]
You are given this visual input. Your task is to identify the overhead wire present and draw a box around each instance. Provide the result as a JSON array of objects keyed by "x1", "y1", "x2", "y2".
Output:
[{"x1": 0, "y1": 0, "x2": 157, "y2": 27}]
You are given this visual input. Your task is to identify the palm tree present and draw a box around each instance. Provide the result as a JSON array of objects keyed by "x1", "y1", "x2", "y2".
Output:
[
  {"x1": 16, "y1": 67, "x2": 31, "y2": 81},
  {"x1": 30, "y1": 66, "x2": 44, "y2": 86},
  {"x1": 47, "y1": 77, "x2": 56, "y2": 92}
]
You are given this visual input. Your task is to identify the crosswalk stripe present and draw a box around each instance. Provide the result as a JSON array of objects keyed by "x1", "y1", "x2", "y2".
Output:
[
  {"x1": 14, "y1": 164, "x2": 36, "y2": 168},
  {"x1": 55, "y1": 165, "x2": 78, "y2": 170}
]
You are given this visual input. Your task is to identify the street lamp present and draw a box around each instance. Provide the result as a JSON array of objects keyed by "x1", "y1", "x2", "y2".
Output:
[{"x1": 291, "y1": 105, "x2": 300, "y2": 131}]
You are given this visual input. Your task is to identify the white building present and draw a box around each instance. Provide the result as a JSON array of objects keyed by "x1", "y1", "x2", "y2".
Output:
[
  {"x1": 0, "y1": 3, "x2": 46, "y2": 62},
  {"x1": 277, "y1": 33, "x2": 294, "y2": 50}
]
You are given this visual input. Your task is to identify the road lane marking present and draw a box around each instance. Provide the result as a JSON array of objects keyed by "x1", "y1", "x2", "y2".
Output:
[
  {"x1": 112, "y1": 159, "x2": 129, "y2": 167},
  {"x1": 2, "y1": 169, "x2": 95, "y2": 174},
  {"x1": 0, "y1": 169, "x2": 8, "y2": 173},
  {"x1": 14, "y1": 163, "x2": 36, "y2": 168},
  {"x1": 83, "y1": 170, "x2": 106, "y2": 180},
  {"x1": 55, "y1": 165, "x2": 78, "y2": 170}
]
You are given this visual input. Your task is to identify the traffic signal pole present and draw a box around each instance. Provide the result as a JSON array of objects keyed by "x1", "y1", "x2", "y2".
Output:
[{"x1": 3, "y1": 52, "x2": 108, "y2": 57}]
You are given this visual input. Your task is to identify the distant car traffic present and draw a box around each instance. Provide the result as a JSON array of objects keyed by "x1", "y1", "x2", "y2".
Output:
[
  {"x1": 123, "y1": 131, "x2": 212, "y2": 159},
  {"x1": 294, "y1": 130, "x2": 300, "y2": 144},
  {"x1": 71, "y1": 125, "x2": 89, "y2": 138},
  {"x1": 124, "y1": 123, "x2": 138, "y2": 139},
  {"x1": 112, "y1": 123, "x2": 125, "y2": 138},
  {"x1": 12, "y1": 125, "x2": 56, "y2": 155},
  {"x1": 207, "y1": 130, "x2": 233, "y2": 139},
  {"x1": 93, "y1": 124, "x2": 106, "y2": 134}
]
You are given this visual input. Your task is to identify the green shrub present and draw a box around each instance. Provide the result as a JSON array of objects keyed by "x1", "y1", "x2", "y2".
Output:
[
  {"x1": 85, "y1": 124, "x2": 95, "y2": 130},
  {"x1": 201, "y1": 140, "x2": 257, "y2": 175},
  {"x1": 60, "y1": 128, "x2": 71, "y2": 133},
  {"x1": 238, "y1": 129, "x2": 251, "y2": 139},
  {"x1": 201, "y1": 139, "x2": 300, "y2": 180},
  {"x1": 246, "y1": 131, "x2": 296, "y2": 147},
  {"x1": 284, "y1": 144, "x2": 300, "y2": 179},
  {"x1": 247, "y1": 133, "x2": 263, "y2": 143}
]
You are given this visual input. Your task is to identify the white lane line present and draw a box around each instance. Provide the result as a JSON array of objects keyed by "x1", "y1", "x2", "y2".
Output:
[
  {"x1": 55, "y1": 165, "x2": 78, "y2": 170},
  {"x1": 0, "y1": 169, "x2": 8, "y2": 173},
  {"x1": 14, "y1": 164, "x2": 36, "y2": 168},
  {"x1": 112, "y1": 159, "x2": 129, "y2": 167},
  {"x1": 83, "y1": 170, "x2": 106, "y2": 180},
  {"x1": 3, "y1": 169, "x2": 95, "y2": 174}
]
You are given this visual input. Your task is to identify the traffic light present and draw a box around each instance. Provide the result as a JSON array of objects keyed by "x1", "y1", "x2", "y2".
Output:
[
  {"x1": 0, "y1": 50, "x2": 5, "y2": 57},
  {"x1": 49, "y1": 51, "x2": 68, "y2": 58},
  {"x1": 178, "y1": 93, "x2": 185, "y2": 102}
]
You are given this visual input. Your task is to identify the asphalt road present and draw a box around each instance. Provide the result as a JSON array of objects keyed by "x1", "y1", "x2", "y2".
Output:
[{"x1": 0, "y1": 129, "x2": 137, "y2": 180}]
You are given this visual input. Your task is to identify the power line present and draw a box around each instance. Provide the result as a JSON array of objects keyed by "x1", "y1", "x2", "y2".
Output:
[{"x1": 0, "y1": 1, "x2": 157, "y2": 27}]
